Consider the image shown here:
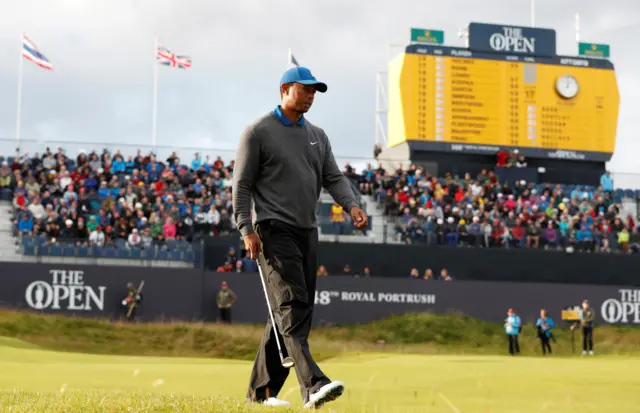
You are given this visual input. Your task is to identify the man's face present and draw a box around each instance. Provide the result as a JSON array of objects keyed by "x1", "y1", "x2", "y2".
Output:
[{"x1": 282, "y1": 82, "x2": 316, "y2": 114}]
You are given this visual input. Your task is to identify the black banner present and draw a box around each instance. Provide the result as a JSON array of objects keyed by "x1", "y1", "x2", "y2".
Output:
[
  {"x1": 0, "y1": 263, "x2": 638, "y2": 327},
  {"x1": 203, "y1": 236, "x2": 640, "y2": 287}
]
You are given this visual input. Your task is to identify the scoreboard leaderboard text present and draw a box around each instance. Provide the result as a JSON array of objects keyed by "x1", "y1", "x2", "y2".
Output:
[{"x1": 387, "y1": 44, "x2": 620, "y2": 161}]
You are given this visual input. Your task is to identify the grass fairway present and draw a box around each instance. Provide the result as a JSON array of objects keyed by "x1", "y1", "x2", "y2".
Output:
[{"x1": 1, "y1": 345, "x2": 640, "y2": 412}]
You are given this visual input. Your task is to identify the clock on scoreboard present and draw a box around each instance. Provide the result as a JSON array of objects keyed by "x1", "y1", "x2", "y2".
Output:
[{"x1": 388, "y1": 23, "x2": 620, "y2": 162}]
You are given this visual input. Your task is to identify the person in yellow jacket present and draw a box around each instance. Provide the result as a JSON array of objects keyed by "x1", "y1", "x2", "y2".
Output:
[
  {"x1": 331, "y1": 203, "x2": 345, "y2": 234},
  {"x1": 618, "y1": 228, "x2": 630, "y2": 252}
]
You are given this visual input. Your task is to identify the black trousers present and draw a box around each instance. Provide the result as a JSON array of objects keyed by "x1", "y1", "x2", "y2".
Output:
[
  {"x1": 540, "y1": 335, "x2": 552, "y2": 355},
  {"x1": 508, "y1": 334, "x2": 520, "y2": 355},
  {"x1": 247, "y1": 220, "x2": 330, "y2": 404},
  {"x1": 583, "y1": 326, "x2": 594, "y2": 351},
  {"x1": 219, "y1": 308, "x2": 232, "y2": 323}
]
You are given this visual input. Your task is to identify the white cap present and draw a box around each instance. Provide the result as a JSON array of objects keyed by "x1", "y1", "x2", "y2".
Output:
[
  {"x1": 437, "y1": 219, "x2": 444, "y2": 225},
  {"x1": 447, "y1": 217, "x2": 454, "y2": 224},
  {"x1": 473, "y1": 216, "x2": 479, "y2": 222},
  {"x1": 65, "y1": 219, "x2": 73, "y2": 226},
  {"x1": 135, "y1": 202, "x2": 142, "y2": 209}
]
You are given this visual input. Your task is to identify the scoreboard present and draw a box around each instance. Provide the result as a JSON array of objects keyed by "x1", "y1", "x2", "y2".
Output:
[{"x1": 387, "y1": 44, "x2": 620, "y2": 161}]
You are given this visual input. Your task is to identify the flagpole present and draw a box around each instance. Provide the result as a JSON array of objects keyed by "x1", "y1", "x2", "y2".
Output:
[
  {"x1": 287, "y1": 47, "x2": 292, "y2": 66},
  {"x1": 15, "y1": 32, "x2": 25, "y2": 152},
  {"x1": 530, "y1": 0, "x2": 535, "y2": 26},
  {"x1": 151, "y1": 37, "x2": 159, "y2": 151}
]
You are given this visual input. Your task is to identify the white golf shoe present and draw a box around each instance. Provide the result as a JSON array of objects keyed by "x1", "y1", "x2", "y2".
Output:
[
  {"x1": 263, "y1": 397, "x2": 291, "y2": 407},
  {"x1": 304, "y1": 381, "x2": 344, "y2": 409}
]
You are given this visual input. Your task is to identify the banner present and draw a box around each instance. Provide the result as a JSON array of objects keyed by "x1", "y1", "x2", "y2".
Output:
[
  {"x1": 410, "y1": 28, "x2": 444, "y2": 45},
  {"x1": 468, "y1": 22, "x2": 557, "y2": 57},
  {"x1": 578, "y1": 42, "x2": 610, "y2": 59},
  {"x1": 0, "y1": 263, "x2": 638, "y2": 326}
]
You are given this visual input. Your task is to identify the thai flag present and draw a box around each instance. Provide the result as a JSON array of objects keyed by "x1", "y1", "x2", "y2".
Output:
[{"x1": 22, "y1": 35, "x2": 53, "y2": 70}]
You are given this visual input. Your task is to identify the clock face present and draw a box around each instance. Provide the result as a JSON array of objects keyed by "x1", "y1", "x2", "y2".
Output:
[{"x1": 556, "y1": 75, "x2": 579, "y2": 99}]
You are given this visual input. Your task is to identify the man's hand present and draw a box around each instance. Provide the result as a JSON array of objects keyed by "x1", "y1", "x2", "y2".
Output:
[
  {"x1": 243, "y1": 233, "x2": 262, "y2": 260},
  {"x1": 350, "y1": 207, "x2": 368, "y2": 229}
]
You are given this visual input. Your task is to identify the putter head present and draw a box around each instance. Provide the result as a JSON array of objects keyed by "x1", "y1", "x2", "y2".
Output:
[{"x1": 281, "y1": 357, "x2": 295, "y2": 368}]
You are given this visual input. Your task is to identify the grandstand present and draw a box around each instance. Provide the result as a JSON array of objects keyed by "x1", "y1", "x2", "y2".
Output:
[{"x1": 1, "y1": 141, "x2": 640, "y2": 273}]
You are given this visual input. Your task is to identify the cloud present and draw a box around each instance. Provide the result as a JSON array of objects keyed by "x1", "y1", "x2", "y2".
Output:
[{"x1": 0, "y1": 0, "x2": 638, "y2": 177}]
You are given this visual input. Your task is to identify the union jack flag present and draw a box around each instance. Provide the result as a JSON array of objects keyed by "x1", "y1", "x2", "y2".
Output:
[
  {"x1": 157, "y1": 45, "x2": 191, "y2": 69},
  {"x1": 22, "y1": 35, "x2": 53, "y2": 70}
]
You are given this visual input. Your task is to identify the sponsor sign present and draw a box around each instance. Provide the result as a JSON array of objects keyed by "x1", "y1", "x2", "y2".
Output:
[
  {"x1": 468, "y1": 22, "x2": 557, "y2": 57},
  {"x1": 601, "y1": 289, "x2": 640, "y2": 324},
  {"x1": 410, "y1": 28, "x2": 445, "y2": 45},
  {"x1": 547, "y1": 150, "x2": 587, "y2": 161},
  {"x1": 578, "y1": 42, "x2": 610, "y2": 59},
  {"x1": 2, "y1": 263, "x2": 640, "y2": 326},
  {"x1": 25, "y1": 269, "x2": 106, "y2": 311}
]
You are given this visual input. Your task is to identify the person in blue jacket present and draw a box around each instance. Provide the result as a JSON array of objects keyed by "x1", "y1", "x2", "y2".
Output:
[
  {"x1": 536, "y1": 309, "x2": 555, "y2": 356},
  {"x1": 504, "y1": 308, "x2": 521, "y2": 355}
]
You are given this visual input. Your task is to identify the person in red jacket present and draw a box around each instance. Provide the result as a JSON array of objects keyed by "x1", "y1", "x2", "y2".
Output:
[{"x1": 496, "y1": 150, "x2": 510, "y2": 167}]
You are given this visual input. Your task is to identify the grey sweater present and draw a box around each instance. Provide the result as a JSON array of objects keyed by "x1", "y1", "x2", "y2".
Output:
[{"x1": 232, "y1": 111, "x2": 358, "y2": 237}]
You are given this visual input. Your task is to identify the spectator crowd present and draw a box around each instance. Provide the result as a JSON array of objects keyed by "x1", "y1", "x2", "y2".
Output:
[
  {"x1": 4, "y1": 145, "x2": 639, "y2": 259},
  {"x1": 7, "y1": 147, "x2": 237, "y2": 252},
  {"x1": 347, "y1": 162, "x2": 640, "y2": 254}
]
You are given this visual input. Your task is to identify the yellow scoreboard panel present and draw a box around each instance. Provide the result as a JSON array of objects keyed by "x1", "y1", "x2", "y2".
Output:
[{"x1": 387, "y1": 46, "x2": 620, "y2": 159}]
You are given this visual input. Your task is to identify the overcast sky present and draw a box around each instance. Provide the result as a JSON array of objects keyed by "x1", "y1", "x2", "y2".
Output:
[{"x1": 1, "y1": 0, "x2": 639, "y2": 180}]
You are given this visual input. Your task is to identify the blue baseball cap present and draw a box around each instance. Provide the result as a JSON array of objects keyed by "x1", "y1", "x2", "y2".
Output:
[{"x1": 280, "y1": 67, "x2": 327, "y2": 93}]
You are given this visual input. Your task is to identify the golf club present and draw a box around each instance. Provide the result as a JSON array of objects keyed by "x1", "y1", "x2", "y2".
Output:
[{"x1": 257, "y1": 257, "x2": 295, "y2": 369}]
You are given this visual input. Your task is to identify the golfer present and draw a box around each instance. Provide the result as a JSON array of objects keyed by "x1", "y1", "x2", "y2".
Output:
[{"x1": 232, "y1": 66, "x2": 368, "y2": 408}]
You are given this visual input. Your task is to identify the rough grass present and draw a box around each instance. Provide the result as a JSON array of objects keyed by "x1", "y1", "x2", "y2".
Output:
[{"x1": 1, "y1": 310, "x2": 639, "y2": 359}]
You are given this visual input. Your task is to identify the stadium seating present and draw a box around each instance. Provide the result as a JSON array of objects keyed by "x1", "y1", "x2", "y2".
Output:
[
  {"x1": 3, "y1": 147, "x2": 639, "y2": 263},
  {"x1": 4, "y1": 148, "x2": 231, "y2": 262},
  {"x1": 351, "y1": 164, "x2": 639, "y2": 253}
]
